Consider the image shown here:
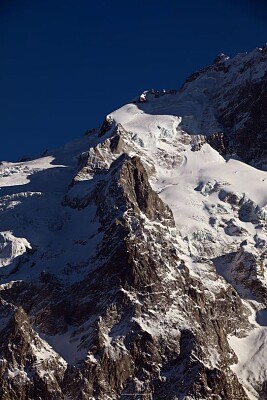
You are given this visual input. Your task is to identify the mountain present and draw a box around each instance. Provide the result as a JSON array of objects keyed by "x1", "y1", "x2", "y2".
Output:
[{"x1": 0, "y1": 46, "x2": 266, "y2": 400}]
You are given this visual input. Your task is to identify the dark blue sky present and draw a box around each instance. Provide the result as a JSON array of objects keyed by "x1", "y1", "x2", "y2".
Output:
[{"x1": 1, "y1": 0, "x2": 267, "y2": 161}]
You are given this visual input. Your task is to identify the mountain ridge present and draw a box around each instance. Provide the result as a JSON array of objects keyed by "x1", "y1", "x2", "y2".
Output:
[{"x1": 0, "y1": 46, "x2": 266, "y2": 399}]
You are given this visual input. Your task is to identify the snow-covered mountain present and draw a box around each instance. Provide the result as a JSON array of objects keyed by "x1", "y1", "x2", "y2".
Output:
[{"x1": 0, "y1": 46, "x2": 266, "y2": 399}]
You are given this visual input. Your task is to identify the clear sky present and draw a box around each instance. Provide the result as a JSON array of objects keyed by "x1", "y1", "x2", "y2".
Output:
[{"x1": 1, "y1": 0, "x2": 267, "y2": 161}]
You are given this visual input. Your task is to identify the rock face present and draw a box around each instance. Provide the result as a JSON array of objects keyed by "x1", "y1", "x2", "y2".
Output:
[
  {"x1": 0, "y1": 301, "x2": 66, "y2": 399},
  {"x1": 0, "y1": 46, "x2": 267, "y2": 399},
  {"x1": 182, "y1": 46, "x2": 267, "y2": 169}
]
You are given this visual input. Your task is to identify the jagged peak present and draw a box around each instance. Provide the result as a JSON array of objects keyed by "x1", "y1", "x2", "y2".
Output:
[{"x1": 213, "y1": 52, "x2": 230, "y2": 64}]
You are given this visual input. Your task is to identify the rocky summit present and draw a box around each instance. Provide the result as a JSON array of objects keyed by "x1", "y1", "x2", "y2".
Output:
[{"x1": 0, "y1": 46, "x2": 267, "y2": 400}]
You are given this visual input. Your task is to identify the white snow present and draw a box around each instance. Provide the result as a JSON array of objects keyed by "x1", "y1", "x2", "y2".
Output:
[
  {"x1": 229, "y1": 303, "x2": 267, "y2": 400},
  {"x1": 0, "y1": 134, "x2": 103, "y2": 284},
  {"x1": 0, "y1": 156, "x2": 66, "y2": 188},
  {"x1": 36, "y1": 326, "x2": 88, "y2": 365},
  {"x1": 0, "y1": 231, "x2": 31, "y2": 267}
]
